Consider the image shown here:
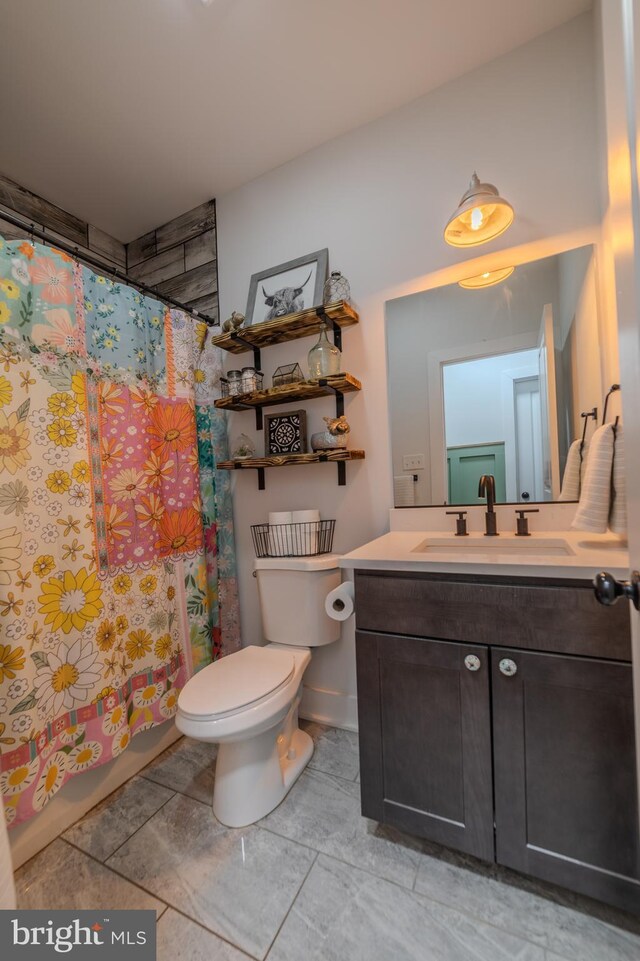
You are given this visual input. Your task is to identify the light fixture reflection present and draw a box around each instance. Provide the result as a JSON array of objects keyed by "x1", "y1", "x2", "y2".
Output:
[
  {"x1": 458, "y1": 266, "x2": 515, "y2": 289},
  {"x1": 444, "y1": 173, "x2": 514, "y2": 247}
]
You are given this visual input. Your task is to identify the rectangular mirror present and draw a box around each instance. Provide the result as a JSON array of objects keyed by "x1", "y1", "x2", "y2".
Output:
[{"x1": 387, "y1": 245, "x2": 604, "y2": 507}]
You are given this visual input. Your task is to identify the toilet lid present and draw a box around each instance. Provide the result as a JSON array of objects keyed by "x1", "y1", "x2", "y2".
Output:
[{"x1": 178, "y1": 645, "x2": 295, "y2": 719}]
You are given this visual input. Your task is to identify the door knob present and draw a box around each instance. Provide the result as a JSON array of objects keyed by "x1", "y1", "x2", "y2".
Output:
[
  {"x1": 464, "y1": 654, "x2": 481, "y2": 672},
  {"x1": 593, "y1": 571, "x2": 640, "y2": 611},
  {"x1": 499, "y1": 658, "x2": 518, "y2": 677}
]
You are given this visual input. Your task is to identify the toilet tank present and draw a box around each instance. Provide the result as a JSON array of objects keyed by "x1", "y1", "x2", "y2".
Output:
[{"x1": 254, "y1": 554, "x2": 341, "y2": 646}]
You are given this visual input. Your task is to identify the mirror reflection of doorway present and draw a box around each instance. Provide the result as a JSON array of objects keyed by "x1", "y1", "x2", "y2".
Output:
[
  {"x1": 447, "y1": 443, "x2": 506, "y2": 504},
  {"x1": 442, "y1": 348, "x2": 541, "y2": 504}
]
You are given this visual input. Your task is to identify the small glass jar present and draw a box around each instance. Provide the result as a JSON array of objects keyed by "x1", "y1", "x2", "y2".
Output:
[
  {"x1": 227, "y1": 370, "x2": 242, "y2": 396},
  {"x1": 231, "y1": 433, "x2": 256, "y2": 459},
  {"x1": 241, "y1": 367, "x2": 257, "y2": 393},
  {"x1": 308, "y1": 321, "x2": 341, "y2": 378},
  {"x1": 323, "y1": 270, "x2": 351, "y2": 305}
]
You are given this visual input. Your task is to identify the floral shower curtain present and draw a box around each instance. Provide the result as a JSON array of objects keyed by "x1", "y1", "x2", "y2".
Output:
[{"x1": 0, "y1": 236, "x2": 240, "y2": 827}]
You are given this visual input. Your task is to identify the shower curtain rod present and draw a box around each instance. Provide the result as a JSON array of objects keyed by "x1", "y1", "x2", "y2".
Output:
[{"x1": 0, "y1": 210, "x2": 219, "y2": 327}]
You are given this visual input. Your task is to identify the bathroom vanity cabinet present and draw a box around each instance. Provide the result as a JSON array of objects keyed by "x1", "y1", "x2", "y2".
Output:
[{"x1": 354, "y1": 570, "x2": 640, "y2": 913}]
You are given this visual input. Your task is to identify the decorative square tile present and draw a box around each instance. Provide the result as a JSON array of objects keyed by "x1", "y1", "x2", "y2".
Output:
[
  {"x1": 107, "y1": 793, "x2": 315, "y2": 959},
  {"x1": 261, "y1": 768, "x2": 421, "y2": 889},
  {"x1": 268, "y1": 854, "x2": 544, "y2": 961},
  {"x1": 301, "y1": 721, "x2": 359, "y2": 781},
  {"x1": 63, "y1": 775, "x2": 175, "y2": 861},
  {"x1": 141, "y1": 736, "x2": 216, "y2": 804},
  {"x1": 16, "y1": 839, "x2": 164, "y2": 915},
  {"x1": 157, "y1": 909, "x2": 250, "y2": 961}
]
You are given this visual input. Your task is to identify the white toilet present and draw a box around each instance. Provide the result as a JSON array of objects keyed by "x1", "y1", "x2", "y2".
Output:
[{"x1": 176, "y1": 554, "x2": 341, "y2": 827}]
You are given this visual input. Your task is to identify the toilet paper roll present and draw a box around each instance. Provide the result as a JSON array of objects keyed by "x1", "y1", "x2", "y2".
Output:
[
  {"x1": 325, "y1": 580, "x2": 355, "y2": 621},
  {"x1": 268, "y1": 511, "x2": 293, "y2": 525},
  {"x1": 291, "y1": 509, "x2": 320, "y2": 522},
  {"x1": 268, "y1": 512, "x2": 293, "y2": 555},
  {"x1": 292, "y1": 509, "x2": 320, "y2": 554}
]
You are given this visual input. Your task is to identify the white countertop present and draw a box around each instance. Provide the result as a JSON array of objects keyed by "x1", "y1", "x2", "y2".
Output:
[{"x1": 339, "y1": 530, "x2": 629, "y2": 580}]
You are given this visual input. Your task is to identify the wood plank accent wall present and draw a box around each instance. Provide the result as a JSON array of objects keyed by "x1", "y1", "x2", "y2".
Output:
[
  {"x1": 0, "y1": 172, "x2": 126, "y2": 270},
  {"x1": 126, "y1": 200, "x2": 219, "y2": 325},
  {"x1": 0, "y1": 174, "x2": 219, "y2": 325}
]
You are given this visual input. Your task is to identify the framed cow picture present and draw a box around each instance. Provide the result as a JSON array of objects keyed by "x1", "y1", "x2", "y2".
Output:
[
  {"x1": 264, "y1": 410, "x2": 307, "y2": 455},
  {"x1": 245, "y1": 249, "x2": 328, "y2": 327}
]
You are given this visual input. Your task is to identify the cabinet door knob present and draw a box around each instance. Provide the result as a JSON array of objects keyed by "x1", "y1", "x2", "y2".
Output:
[
  {"x1": 464, "y1": 654, "x2": 481, "y2": 672},
  {"x1": 499, "y1": 658, "x2": 518, "y2": 677}
]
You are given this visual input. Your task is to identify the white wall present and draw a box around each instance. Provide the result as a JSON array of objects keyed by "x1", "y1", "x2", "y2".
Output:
[
  {"x1": 216, "y1": 13, "x2": 602, "y2": 729},
  {"x1": 556, "y1": 246, "x2": 603, "y2": 442}
]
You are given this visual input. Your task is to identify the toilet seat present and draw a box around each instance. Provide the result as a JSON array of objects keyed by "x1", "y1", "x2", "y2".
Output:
[{"x1": 178, "y1": 645, "x2": 295, "y2": 721}]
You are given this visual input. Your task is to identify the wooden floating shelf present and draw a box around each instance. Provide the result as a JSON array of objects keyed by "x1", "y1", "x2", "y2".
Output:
[
  {"x1": 214, "y1": 373, "x2": 362, "y2": 412},
  {"x1": 217, "y1": 450, "x2": 365, "y2": 471},
  {"x1": 211, "y1": 301, "x2": 358, "y2": 354}
]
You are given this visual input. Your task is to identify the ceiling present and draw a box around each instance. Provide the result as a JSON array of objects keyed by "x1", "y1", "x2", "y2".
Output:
[{"x1": 0, "y1": 0, "x2": 590, "y2": 242}]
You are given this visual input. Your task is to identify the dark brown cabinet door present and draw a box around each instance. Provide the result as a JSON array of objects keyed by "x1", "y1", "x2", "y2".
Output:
[
  {"x1": 492, "y1": 647, "x2": 640, "y2": 913},
  {"x1": 356, "y1": 630, "x2": 494, "y2": 861}
]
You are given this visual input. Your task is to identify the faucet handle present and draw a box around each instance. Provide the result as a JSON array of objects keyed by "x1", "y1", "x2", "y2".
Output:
[
  {"x1": 446, "y1": 510, "x2": 468, "y2": 536},
  {"x1": 515, "y1": 508, "x2": 539, "y2": 536}
]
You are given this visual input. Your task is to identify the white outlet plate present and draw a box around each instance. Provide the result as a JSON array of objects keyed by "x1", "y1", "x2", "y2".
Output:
[{"x1": 403, "y1": 454, "x2": 425, "y2": 471}]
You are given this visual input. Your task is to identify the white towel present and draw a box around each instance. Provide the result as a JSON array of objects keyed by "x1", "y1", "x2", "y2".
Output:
[
  {"x1": 394, "y1": 474, "x2": 415, "y2": 507},
  {"x1": 559, "y1": 439, "x2": 587, "y2": 501},
  {"x1": 0, "y1": 795, "x2": 16, "y2": 909},
  {"x1": 609, "y1": 424, "x2": 627, "y2": 535},
  {"x1": 571, "y1": 425, "x2": 615, "y2": 533}
]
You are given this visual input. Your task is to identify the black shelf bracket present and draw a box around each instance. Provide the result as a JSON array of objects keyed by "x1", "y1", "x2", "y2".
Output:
[
  {"x1": 318, "y1": 379, "x2": 345, "y2": 418},
  {"x1": 230, "y1": 331, "x2": 262, "y2": 370},
  {"x1": 230, "y1": 460, "x2": 266, "y2": 490},
  {"x1": 316, "y1": 307, "x2": 342, "y2": 351},
  {"x1": 318, "y1": 453, "x2": 347, "y2": 486},
  {"x1": 229, "y1": 399, "x2": 263, "y2": 431}
]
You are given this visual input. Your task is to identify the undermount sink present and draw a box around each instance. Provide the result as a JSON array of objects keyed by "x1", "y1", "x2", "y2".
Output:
[
  {"x1": 577, "y1": 538, "x2": 628, "y2": 552},
  {"x1": 412, "y1": 536, "x2": 575, "y2": 556}
]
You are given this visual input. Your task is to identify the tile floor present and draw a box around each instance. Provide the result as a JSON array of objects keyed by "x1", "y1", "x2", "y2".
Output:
[{"x1": 14, "y1": 721, "x2": 640, "y2": 961}]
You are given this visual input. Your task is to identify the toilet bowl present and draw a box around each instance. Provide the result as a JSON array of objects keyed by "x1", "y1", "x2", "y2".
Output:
[{"x1": 176, "y1": 554, "x2": 341, "y2": 827}]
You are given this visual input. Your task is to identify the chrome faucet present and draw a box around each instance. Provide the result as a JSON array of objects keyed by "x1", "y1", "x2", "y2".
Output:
[{"x1": 478, "y1": 474, "x2": 498, "y2": 536}]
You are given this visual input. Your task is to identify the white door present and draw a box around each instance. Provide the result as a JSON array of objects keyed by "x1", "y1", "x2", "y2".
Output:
[
  {"x1": 599, "y1": 0, "x2": 640, "y2": 811},
  {"x1": 513, "y1": 377, "x2": 544, "y2": 502}
]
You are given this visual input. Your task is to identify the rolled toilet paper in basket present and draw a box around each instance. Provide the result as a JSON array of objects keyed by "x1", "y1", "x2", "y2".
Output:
[
  {"x1": 325, "y1": 580, "x2": 355, "y2": 621},
  {"x1": 268, "y1": 511, "x2": 293, "y2": 556},
  {"x1": 292, "y1": 509, "x2": 320, "y2": 555}
]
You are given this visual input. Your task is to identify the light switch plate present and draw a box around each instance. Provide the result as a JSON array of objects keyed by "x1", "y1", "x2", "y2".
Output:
[{"x1": 403, "y1": 454, "x2": 425, "y2": 471}]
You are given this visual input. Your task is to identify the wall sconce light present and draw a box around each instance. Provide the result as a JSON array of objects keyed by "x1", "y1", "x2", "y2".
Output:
[
  {"x1": 444, "y1": 173, "x2": 514, "y2": 247},
  {"x1": 458, "y1": 266, "x2": 515, "y2": 289}
]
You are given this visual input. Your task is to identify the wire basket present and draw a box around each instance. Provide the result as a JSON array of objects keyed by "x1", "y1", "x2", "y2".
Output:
[{"x1": 251, "y1": 520, "x2": 336, "y2": 558}]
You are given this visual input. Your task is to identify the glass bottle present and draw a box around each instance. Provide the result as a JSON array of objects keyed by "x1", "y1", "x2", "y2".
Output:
[
  {"x1": 308, "y1": 321, "x2": 341, "y2": 378},
  {"x1": 323, "y1": 270, "x2": 351, "y2": 305}
]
